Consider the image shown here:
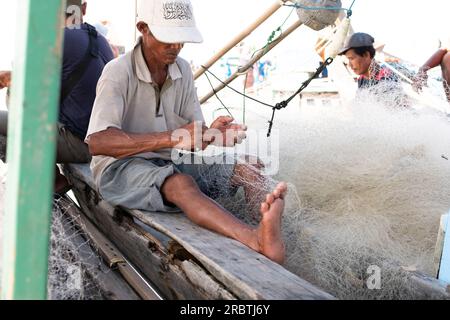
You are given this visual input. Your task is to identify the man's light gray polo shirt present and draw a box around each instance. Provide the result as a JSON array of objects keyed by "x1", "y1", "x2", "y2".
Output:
[{"x1": 86, "y1": 41, "x2": 204, "y2": 187}]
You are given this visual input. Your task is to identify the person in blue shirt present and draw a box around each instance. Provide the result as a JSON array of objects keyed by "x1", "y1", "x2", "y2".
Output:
[{"x1": 0, "y1": 0, "x2": 114, "y2": 193}]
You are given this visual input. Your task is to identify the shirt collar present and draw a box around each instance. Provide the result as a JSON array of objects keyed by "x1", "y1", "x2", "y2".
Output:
[{"x1": 133, "y1": 37, "x2": 182, "y2": 84}]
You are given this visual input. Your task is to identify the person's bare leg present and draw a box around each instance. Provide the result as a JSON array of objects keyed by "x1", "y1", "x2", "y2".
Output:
[
  {"x1": 232, "y1": 162, "x2": 266, "y2": 199},
  {"x1": 231, "y1": 161, "x2": 270, "y2": 219},
  {"x1": 162, "y1": 173, "x2": 287, "y2": 264},
  {"x1": 441, "y1": 52, "x2": 450, "y2": 102}
]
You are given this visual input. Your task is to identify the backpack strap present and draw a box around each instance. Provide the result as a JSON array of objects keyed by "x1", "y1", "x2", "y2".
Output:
[{"x1": 60, "y1": 23, "x2": 99, "y2": 104}]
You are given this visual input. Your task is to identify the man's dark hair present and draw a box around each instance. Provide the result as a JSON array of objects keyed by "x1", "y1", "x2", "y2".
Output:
[{"x1": 352, "y1": 46, "x2": 376, "y2": 59}]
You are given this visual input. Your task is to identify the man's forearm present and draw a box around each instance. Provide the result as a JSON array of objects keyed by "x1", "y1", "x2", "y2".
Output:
[
  {"x1": 421, "y1": 49, "x2": 448, "y2": 71},
  {"x1": 87, "y1": 127, "x2": 176, "y2": 159}
]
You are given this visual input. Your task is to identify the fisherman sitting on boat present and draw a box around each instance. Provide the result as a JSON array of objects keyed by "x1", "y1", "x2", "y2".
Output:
[
  {"x1": 339, "y1": 32, "x2": 408, "y2": 107},
  {"x1": 85, "y1": 0, "x2": 287, "y2": 265},
  {"x1": 0, "y1": 0, "x2": 114, "y2": 194},
  {"x1": 413, "y1": 39, "x2": 450, "y2": 102}
]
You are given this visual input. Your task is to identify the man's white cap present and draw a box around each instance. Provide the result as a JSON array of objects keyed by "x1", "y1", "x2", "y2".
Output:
[{"x1": 136, "y1": 0, "x2": 203, "y2": 44}]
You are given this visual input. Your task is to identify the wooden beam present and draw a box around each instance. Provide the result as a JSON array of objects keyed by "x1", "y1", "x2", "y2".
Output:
[
  {"x1": 62, "y1": 196, "x2": 162, "y2": 300},
  {"x1": 65, "y1": 164, "x2": 334, "y2": 300},
  {"x1": 66, "y1": 169, "x2": 237, "y2": 299},
  {"x1": 194, "y1": 0, "x2": 288, "y2": 80},
  {"x1": 58, "y1": 208, "x2": 141, "y2": 300},
  {"x1": 199, "y1": 19, "x2": 302, "y2": 105}
]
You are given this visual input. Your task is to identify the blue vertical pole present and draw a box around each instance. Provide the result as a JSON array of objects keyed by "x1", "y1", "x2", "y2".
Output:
[{"x1": 439, "y1": 214, "x2": 450, "y2": 283}]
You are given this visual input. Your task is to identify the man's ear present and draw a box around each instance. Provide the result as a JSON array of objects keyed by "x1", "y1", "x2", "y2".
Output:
[
  {"x1": 81, "y1": 2, "x2": 87, "y2": 16},
  {"x1": 136, "y1": 22, "x2": 148, "y2": 34}
]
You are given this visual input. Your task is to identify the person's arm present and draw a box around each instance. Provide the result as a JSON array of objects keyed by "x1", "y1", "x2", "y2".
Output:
[
  {"x1": 420, "y1": 48, "x2": 448, "y2": 72},
  {"x1": 413, "y1": 49, "x2": 448, "y2": 92},
  {"x1": 87, "y1": 128, "x2": 175, "y2": 158},
  {"x1": 205, "y1": 116, "x2": 247, "y2": 147},
  {"x1": 87, "y1": 121, "x2": 208, "y2": 159},
  {"x1": 178, "y1": 62, "x2": 247, "y2": 148},
  {"x1": 0, "y1": 71, "x2": 11, "y2": 90}
]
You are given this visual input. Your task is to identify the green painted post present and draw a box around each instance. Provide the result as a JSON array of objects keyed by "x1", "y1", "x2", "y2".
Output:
[{"x1": 1, "y1": 0, "x2": 65, "y2": 299}]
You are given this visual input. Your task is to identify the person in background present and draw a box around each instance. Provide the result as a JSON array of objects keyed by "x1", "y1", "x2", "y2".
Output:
[
  {"x1": 0, "y1": 0, "x2": 114, "y2": 194},
  {"x1": 413, "y1": 40, "x2": 450, "y2": 102},
  {"x1": 338, "y1": 32, "x2": 408, "y2": 107}
]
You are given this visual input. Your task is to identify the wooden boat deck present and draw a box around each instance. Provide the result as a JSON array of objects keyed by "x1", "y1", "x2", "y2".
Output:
[{"x1": 64, "y1": 163, "x2": 335, "y2": 300}]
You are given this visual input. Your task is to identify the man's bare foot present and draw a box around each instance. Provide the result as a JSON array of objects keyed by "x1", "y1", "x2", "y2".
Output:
[{"x1": 255, "y1": 182, "x2": 287, "y2": 264}]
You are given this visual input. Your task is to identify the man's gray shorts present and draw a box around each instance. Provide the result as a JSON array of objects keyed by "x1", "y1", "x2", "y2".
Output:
[{"x1": 99, "y1": 154, "x2": 238, "y2": 213}]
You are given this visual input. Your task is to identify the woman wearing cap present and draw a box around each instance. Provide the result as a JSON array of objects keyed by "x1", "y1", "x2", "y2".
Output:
[{"x1": 339, "y1": 32, "x2": 408, "y2": 107}]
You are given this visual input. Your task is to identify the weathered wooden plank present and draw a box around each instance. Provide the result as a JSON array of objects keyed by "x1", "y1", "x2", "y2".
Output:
[
  {"x1": 116, "y1": 262, "x2": 162, "y2": 300},
  {"x1": 65, "y1": 164, "x2": 334, "y2": 300},
  {"x1": 131, "y1": 209, "x2": 334, "y2": 300},
  {"x1": 67, "y1": 174, "x2": 236, "y2": 300},
  {"x1": 61, "y1": 196, "x2": 162, "y2": 300},
  {"x1": 408, "y1": 270, "x2": 450, "y2": 299},
  {"x1": 59, "y1": 209, "x2": 141, "y2": 300},
  {"x1": 65, "y1": 164, "x2": 450, "y2": 300},
  {"x1": 180, "y1": 260, "x2": 237, "y2": 300}
]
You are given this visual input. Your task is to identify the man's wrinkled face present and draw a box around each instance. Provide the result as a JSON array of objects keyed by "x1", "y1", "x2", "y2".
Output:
[
  {"x1": 138, "y1": 23, "x2": 184, "y2": 65},
  {"x1": 345, "y1": 49, "x2": 372, "y2": 76}
]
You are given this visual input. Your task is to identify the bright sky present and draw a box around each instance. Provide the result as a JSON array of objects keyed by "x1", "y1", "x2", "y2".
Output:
[{"x1": 0, "y1": 0, "x2": 449, "y2": 69}]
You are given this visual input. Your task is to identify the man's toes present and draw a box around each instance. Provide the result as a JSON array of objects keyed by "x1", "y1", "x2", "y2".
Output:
[
  {"x1": 273, "y1": 188, "x2": 282, "y2": 199},
  {"x1": 261, "y1": 202, "x2": 270, "y2": 213},
  {"x1": 277, "y1": 182, "x2": 288, "y2": 193},
  {"x1": 266, "y1": 193, "x2": 275, "y2": 205},
  {"x1": 275, "y1": 183, "x2": 288, "y2": 199}
]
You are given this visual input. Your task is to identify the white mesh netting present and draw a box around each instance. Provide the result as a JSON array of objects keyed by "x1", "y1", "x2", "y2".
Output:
[
  {"x1": 295, "y1": 0, "x2": 342, "y2": 31},
  {"x1": 200, "y1": 79, "x2": 450, "y2": 299},
  {"x1": 0, "y1": 167, "x2": 104, "y2": 300},
  {"x1": 1, "y1": 72, "x2": 450, "y2": 299}
]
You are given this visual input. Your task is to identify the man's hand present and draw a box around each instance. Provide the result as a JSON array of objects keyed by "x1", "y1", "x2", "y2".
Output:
[
  {"x1": 172, "y1": 121, "x2": 209, "y2": 152},
  {"x1": 0, "y1": 71, "x2": 11, "y2": 90},
  {"x1": 205, "y1": 116, "x2": 247, "y2": 147},
  {"x1": 412, "y1": 68, "x2": 428, "y2": 93}
]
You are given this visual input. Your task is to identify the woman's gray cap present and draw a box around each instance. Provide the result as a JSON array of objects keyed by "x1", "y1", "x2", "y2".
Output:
[{"x1": 339, "y1": 32, "x2": 375, "y2": 55}]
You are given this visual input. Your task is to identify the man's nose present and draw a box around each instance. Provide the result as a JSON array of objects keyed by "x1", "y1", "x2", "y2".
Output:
[{"x1": 169, "y1": 43, "x2": 183, "y2": 50}]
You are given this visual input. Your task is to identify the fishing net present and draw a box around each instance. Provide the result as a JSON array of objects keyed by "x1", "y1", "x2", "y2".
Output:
[
  {"x1": 295, "y1": 0, "x2": 342, "y2": 31},
  {"x1": 412, "y1": 67, "x2": 450, "y2": 109},
  {"x1": 0, "y1": 164, "x2": 104, "y2": 300},
  {"x1": 278, "y1": 99, "x2": 450, "y2": 299},
  {"x1": 2, "y1": 66, "x2": 450, "y2": 299},
  {"x1": 199, "y1": 74, "x2": 450, "y2": 299},
  {"x1": 47, "y1": 197, "x2": 104, "y2": 300}
]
